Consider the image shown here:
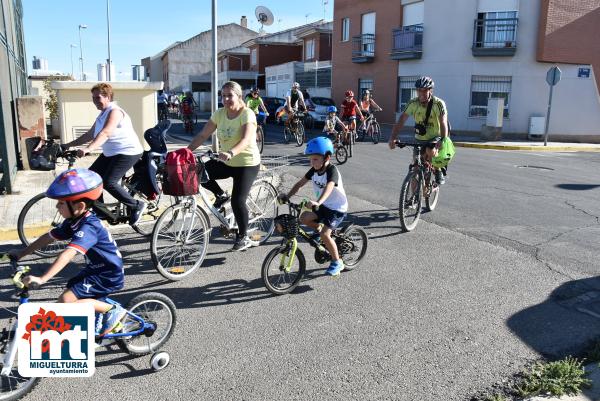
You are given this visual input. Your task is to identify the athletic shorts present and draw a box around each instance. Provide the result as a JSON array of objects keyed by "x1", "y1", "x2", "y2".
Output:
[{"x1": 316, "y1": 205, "x2": 346, "y2": 230}]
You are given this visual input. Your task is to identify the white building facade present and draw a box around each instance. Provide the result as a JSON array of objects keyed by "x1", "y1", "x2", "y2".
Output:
[{"x1": 395, "y1": 0, "x2": 600, "y2": 139}]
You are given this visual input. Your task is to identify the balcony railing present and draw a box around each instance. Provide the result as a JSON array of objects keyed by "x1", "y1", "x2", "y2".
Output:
[
  {"x1": 472, "y1": 18, "x2": 518, "y2": 56},
  {"x1": 352, "y1": 34, "x2": 375, "y2": 63},
  {"x1": 390, "y1": 24, "x2": 423, "y2": 60}
]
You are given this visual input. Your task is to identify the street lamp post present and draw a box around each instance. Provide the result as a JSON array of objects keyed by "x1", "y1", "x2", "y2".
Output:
[
  {"x1": 69, "y1": 44, "x2": 77, "y2": 78},
  {"x1": 106, "y1": 0, "x2": 112, "y2": 81},
  {"x1": 78, "y1": 24, "x2": 87, "y2": 81}
]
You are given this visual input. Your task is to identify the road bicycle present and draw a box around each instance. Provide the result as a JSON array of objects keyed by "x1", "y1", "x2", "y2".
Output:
[
  {"x1": 283, "y1": 111, "x2": 306, "y2": 146},
  {"x1": 0, "y1": 254, "x2": 177, "y2": 400},
  {"x1": 394, "y1": 140, "x2": 441, "y2": 232},
  {"x1": 158, "y1": 105, "x2": 169, "y2": 122},
  {"x1": 327, "y1": 130, "x2": 348, "y2": 165},
  {"x1": 342, "y1": 119, "x2": 357, "y2": 158},
  {"x1": 17, "y1": 121, "x2": 173, "y2": 258},
  {"x1": 150, "y1": 151, "x2": 279, "y2": 281},
  {"x1": 261, "y1": 198, "x2": 368, "y2": 295},
  {"x1": 357, "y1": 109, "x2": 382, "y2": 144}
]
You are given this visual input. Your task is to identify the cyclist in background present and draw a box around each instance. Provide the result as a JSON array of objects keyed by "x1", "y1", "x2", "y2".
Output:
[
  {"x1": 322, "y1": 106, "x2": 347, "y2": 141},
  {"x1": 157, "y1": 90, "x2": 169, "y2": 120},
  {"x1": 246, "y1": 87, "x2": 269, "y2": 125},
  {"x1": 340, "y1": 90, "x2": 364, "y2": 140},
  {"x1": 388, "y1": 76, "x2": 448, "y2": 184},
  {"x1": 280, "y1": 82, "x2": 306, "y2": 128},
  {"x1": 360, "y1": 90, "x2": 382, "y2": 119}
]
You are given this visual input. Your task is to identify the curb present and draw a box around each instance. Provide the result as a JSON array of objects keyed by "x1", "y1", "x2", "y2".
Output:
[{"x1": 454, "y1": 142, "x2": 600, "y2": 152}]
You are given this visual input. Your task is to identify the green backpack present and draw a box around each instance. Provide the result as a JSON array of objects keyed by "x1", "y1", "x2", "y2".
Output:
[{"x1": 431, "y1": 137, "x2": 455, "y2": 168}]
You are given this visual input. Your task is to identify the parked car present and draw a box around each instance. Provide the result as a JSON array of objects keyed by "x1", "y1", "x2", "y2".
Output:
[
  {"x1": 262, "y1": 97, "x2": 286, "y2": 123},
  {"x1": 307, "y1": 97, "x2": 335, "y2": 128}
]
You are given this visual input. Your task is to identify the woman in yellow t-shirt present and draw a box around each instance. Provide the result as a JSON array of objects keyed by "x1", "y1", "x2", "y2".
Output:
[{"x1": 188, "y1": 81, "x2": 261, "y2": 251}]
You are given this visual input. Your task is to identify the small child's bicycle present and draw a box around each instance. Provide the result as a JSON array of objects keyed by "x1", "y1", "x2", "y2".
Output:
[
  {"x1": 328, "y1": 130, "x2": 348, "y2": 165},
  {"x1": 0, "y1": 254, "x2": 177, "y2": 400},
  {"x1": 261, "y1": 199, "x2": 368, "y2": 295}
]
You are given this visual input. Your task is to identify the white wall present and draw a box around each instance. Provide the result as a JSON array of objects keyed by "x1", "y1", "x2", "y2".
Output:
[{"x1": 396, "y1": 0, "x2": 600, "y2": 136}]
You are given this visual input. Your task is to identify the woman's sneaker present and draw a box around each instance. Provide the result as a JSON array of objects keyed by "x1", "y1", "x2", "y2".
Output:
[
  {"x1": 325, "y1": 260, "x2": 344, "y2": 276},
  {"x1": 129, "y1": 201, "x2": 147, "y2": 226},
  {"x1": 232, "y1": 235, "x2": 258, "y2": 251},
  {"x1": 213, "y1": 193, "x2": 230, "y2": 209}
]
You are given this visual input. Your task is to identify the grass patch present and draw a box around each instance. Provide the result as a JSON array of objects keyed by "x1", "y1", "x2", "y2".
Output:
[
  {"x1": 515, "y1": 356, "x2": 591, "y2": 398},
  {"x1": 483, "y1": 394, "x2": 509, "y2": 401}
]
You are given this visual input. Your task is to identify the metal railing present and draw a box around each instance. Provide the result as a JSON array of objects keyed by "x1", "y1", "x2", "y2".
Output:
[
  {"x1": 473, "y1": 18, "x2": 518, "y2": 49},
  {"x1": 352, "y1": 34, "x2": 375, "y2": 60},
  {"x1": 391, "y1": 25, "x2": 423, "y2": 59}
]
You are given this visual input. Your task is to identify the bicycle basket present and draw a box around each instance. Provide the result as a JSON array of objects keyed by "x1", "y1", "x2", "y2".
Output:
[
  {"x1": 274, "y1": 214, "x2": 299, "y2": 239},
  {"x1": 162, "y1": 149, "x2": 199, "y2": 196}
]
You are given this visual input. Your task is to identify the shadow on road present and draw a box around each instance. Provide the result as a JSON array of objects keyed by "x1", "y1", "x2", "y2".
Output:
[
  {"x1": 555, "y1": 183, "x2": 600, "y2": 191},
  {"x1": 507, "y1": 276, "x2": 600, "y2": 359}
]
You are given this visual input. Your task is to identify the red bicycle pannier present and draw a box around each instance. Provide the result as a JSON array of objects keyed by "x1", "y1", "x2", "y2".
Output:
[{"x1": 163, "y1": 148, "x2": 198, "y2": 196}]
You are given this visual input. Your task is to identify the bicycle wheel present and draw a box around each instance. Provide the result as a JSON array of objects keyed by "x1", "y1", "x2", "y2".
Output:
[
  {"x1": 246, "y1": 180, "x2": 278, "y2": 244},
  {"x1": 151, "y1": 202, "x2": 211, "y2": 281},
  {"x1": 17, "y1": 193, "x2": 68, "y2": 257},
  {"x1": 348, "y1": 133, "x2": 354, "y2": 157},
  {"x1": 425, "y1": 171, "x2": 440, "y2": 212},
  {"x1": 357, "y1": 127, "x2": 365, "y2": 142},
  {"x1": 283, "y1": 127, "x2": 291, "y2": 144},
  {"x1": 399, "y1": 170, "x2": 423, "y2": 232},
  {"x1": 118, "y1": 292, "x2": 177, "y2": 355},
  {"x1": 261, "y1": 244, "x2": 306, "y2": 295},
  {"x1": 257, "y1": 125, "x2": 264, "y2": 154},
  {"x1": 295, "y1": 122, "x2": 305, "y2": 146},
  {"x1": 371, "y1": 122, "x2": 381, "y2": 144},
  {"x1": 0, "y1": 325, "x2": 41, "y2": 401},
  {"x1": 335, "y1": 145, "x2": 348, "y2": 165},
  {"x1": 338, "y1": 225, "x2": 368, "y2": 270}
]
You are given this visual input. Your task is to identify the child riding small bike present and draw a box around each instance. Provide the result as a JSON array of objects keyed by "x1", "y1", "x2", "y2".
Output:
[
  {"x1": 279, "y1": 137, "x2": 348, "y2": 276},
  {"x1": 7, "y1": 168, "x2": 126, "y2": 336},
  {"x1": 322, "y1": 105, "x2": 348, "y2": 143}
]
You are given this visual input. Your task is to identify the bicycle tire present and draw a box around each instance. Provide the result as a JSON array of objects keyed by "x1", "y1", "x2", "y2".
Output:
[
  {"x1": 399, "y1": 170, "x2": 423, "y2": 232},
  {"x1": 257, "y1": 125, "x2": 264, "y2": 154},
  {"x1": 357, "y1": 127, "x2": 365, "y2": 142},
  {"x1": 425, "y1": 171, "x2": 440, "y2": 212},
  {"x1": 335, "y1": 146, "x2": 348, "y2": 165},
  {"x1": 151, "y1": 202, "x2": 211, "y2": 281},
  {"x1": 295, "y1": 122, "x2": 304, "y2": 146},
  {"x1": 338, "y1": 225, "x2": 368, "y2": 269},
  {"x1": 371, "y1": 122, "x2": 381, "y2": 144},
  {"x1": 246, "y1": 180, "x2": 278, "y2": 244},
  {"x1": 261, "y1": 244, "x2": 306, "y2": 295},
  {"x1": 0, "y1": 327, "x2": 41, "y2": 401},
  {"x1": 118, "y1": 292, "x2": 177, "y2": 355},
  {"x1": 17, "y1": 193, "x2": 68, "y2": 257},
  {"x1": 348, "y1": 132, "x2": 354, "y2": 157},
  {"x1": 283, "y1": 127, "x2": 291, "y2": 144}
]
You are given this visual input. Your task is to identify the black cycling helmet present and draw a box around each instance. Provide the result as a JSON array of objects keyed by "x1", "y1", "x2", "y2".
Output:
[
  {"x1": 415, "y1": 76, "x2": 434, "y2": 89},
  {"x1": 251, "y1": 86, "x2": 259, "y2": 94}
]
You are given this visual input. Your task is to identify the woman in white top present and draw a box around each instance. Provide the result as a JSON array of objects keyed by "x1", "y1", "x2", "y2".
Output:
[{"x1": 63, "y1": 83, "x2": 146, "y2": 226}]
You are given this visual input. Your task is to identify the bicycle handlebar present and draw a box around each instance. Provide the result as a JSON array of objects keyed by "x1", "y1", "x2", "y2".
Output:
[
  {"x1": 0, "y1": 254, "x2": 38, "y2": 290},
  {"x1": 277, "y1": 195, "x2": 318, "y2": 212}
]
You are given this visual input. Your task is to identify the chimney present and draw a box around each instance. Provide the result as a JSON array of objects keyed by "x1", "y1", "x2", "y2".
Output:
[{"x1": 241, "y1": 16, "x2": 248, "y2": 28}]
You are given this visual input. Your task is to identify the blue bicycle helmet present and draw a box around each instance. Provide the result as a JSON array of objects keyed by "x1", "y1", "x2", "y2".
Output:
[
  {"x1": 305, "y1": 137, "x2": 334, "y2": 156},
  {"x1": 327, "y1": 105, "x2": 337, "y2": 113},
  {"x1": 46, "y1": 168, "x2": 103, "y2": 201}
]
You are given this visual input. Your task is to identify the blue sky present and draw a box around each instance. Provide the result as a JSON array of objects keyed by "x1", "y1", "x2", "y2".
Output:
[{"x1": 23, "y1": 0, "x2": 333, "y2": 80}]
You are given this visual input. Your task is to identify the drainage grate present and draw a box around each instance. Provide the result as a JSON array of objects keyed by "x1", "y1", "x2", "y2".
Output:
[{"x1": 516, "y1": 165, "x2": 555, "y2": 171}]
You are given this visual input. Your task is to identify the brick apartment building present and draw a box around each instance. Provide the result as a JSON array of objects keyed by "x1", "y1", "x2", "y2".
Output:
[{"x1": 332, "y1": 0, "x2": 600, "y2": 140}]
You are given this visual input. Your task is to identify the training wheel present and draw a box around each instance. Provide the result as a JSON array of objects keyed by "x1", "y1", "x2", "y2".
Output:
[{"x1": 150, "y1": 351, "x2": 170, "y2": 371}]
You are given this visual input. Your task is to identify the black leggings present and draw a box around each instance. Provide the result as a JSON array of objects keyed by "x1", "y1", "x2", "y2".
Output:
[
  {"x1": 89, "y1": 153, "x2": 141, "y2": 208},
  {"x1": 201, "y1": 160, "x2": 260, "y2": 237}
]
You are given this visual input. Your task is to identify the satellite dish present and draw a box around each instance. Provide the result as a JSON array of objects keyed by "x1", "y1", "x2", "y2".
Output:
[{"x1": 255, "y1": 6, "x2": 274, "y2": 34}]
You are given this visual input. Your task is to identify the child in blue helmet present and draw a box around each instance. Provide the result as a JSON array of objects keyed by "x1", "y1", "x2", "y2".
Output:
[
  {"x1": 8, "y1": 168, "x2": 126, "y2": 336},
  {"x1": 322, "y1": 105, "x2": 347, "y2": 141},
  {"x1": 280, "y1": 137, "x2": 348, "y2": 276}
]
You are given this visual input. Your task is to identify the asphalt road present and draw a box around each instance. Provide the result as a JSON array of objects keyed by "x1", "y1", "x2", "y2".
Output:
[{"x1": 2, "y1": 121, "x2": 600, "y2": 401}]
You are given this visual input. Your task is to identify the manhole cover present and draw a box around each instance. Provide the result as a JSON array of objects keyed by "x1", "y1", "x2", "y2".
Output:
[{"x1": 516, "y1": 165, "x2": 555, "y2": 171}]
